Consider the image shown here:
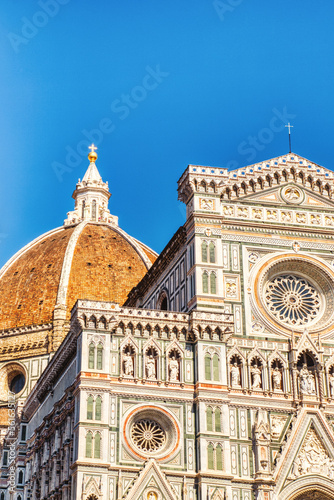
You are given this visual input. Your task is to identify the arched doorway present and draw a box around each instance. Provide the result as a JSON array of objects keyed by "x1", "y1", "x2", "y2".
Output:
[
  {"x1": 280, "y1": 476, "x2": 334, "y2": 500},
  {"x1": 293, "y1": 491, "x2": 333, "y2": 500}
]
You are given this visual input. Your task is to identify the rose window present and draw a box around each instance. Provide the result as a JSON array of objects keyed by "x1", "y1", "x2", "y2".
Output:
[
  {"x1": 264, "y1": 275, "x2": 321, "y2": 326},
  {"x1": 131, "y1": 419, "x2": 166, "y2": 452}
]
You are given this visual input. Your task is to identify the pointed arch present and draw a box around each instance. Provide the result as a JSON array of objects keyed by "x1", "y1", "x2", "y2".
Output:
[
  {"x1": 98, "y1": 316, "x2": 107, "y2": 329},
  {"x1": 216, "y1": 443, "x2": 223, "y2": 470},
  {"x1": 207, "y1": 406, "x2": 213, "y2": 431},
  {"x1": 92, "y1": 199, "x2": 97, "y2": 220},
  {"x1": 96, "y1": 343, "x2": 103, "y2": 370},
  {"x1": 215, "y1": 408, "x2": 221, "y2": 432},
  {"x1": 210, "y1": 272, "x2": 217, "y2": 294},
  {"x1": 202, "y1": 271, "x2": 209, "y2": 293},
  {"x1": 213, "y1": 353, "x2": 220, "y2": 381},
  {"x1": 87, "y1": 395, "x2": 94, "y2": 420},
  {"x1": 95, "y1": 396, "x2": 102, "y2": 420},
  {"x1": 88, "y1": 344, "x2": 95, "y2": 369},
  {"x1": 94, "y1": 432, "x2": 101, "y2": 459},
  {"x1": 209, "y1": 242, "x2": 215, "y2": 263},
  {"x1": 202, "y1": 240, "x2": 208, "y2": 262},
  {"x1": 207, "y1": 443, "x2": 214, "y2": 469},
  {"x1": 86, "y1": 431, "x2": 93, "y2": 458},
  {"x1": 205, "y1": 353, "x2": 211, "y2": 380}
]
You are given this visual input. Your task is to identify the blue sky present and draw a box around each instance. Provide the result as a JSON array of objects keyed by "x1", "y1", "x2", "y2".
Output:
[{"x1": 1, "y1": 0, "x2": 333, "y2": 266}]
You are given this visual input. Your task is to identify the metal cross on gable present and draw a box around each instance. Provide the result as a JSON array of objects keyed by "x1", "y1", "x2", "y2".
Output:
[{"x1": 285, "y1": 123, "x2": 293, "y2": 153}]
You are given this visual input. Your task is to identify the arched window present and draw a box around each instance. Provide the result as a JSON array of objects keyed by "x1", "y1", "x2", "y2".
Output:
[
  {"x1": 209, "y1": 242, "x2": 215, "y2": 263},
  {"x1": 216, "y1": 444, "x2": 223, "y2": 470},
  {"x1": 202, "y1": 241, "x2": 208, "y2": 262},
  {"x1": 92, "y1": 200, "x2": 97, "y2": 220},
  {"x1": 0, "y1": 492, "x2": 4, "y2": 500},
  {"x1": 89, "y1": 344, "x2": 95, "y2": 369},
  {"x1": 206, "y1": 407, "x2": 213, "y2": 431},
  {"x1": 96, "y1": 344, "x2": 103, "y2": 370},
  {"x1": 205, "y1": 354, "x2": 211, "y2": 380},
  {"x1": 94, "y1": 433, "x2": 101, "y2": 459},
  {"x1": 17, "y1": 496, "x2": 22, "y2": 500},
  {"x1": 86, "y1": 432, "x2": 93, "y2": 458},
  {"x1": 213, "y1": 354, "x2": 220, "y2": 381},
  {"x1": 87, "y1": 396, "x2": 94, "y2": 420},
  {"x1": 89, "y1": 315, "x2": 97, "y2": 328},
  {"x1": 95, "y1": 396, "x2": 102, "y2": 420},
  {"x1": 82, "y1": 200, "x2": 85, "y2": 219},
  {"x1": 160, "y1": 296, "x2": 168, "y2": 310},
  {"x1": 207, "y1": 443, "x2": 214, "y2": 469},
  {"x1": 215, "y1": 408, "x2": 221, "y2": 432},
  {"x1": 18, "y1": 470, "x2": 23, "y2": 484},
  {"x1": 202, "y1": 272, "x2": 209, "y2": 293},
  {"x1": 210, "y1": 272, "x2": 216, "y2": 294}
]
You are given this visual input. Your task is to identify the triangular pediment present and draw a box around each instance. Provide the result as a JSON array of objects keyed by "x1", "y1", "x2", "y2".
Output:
[
  {"x1": 273, "y1": 409, "x2": 334, "y2": 498},
  {"x1": 124, "y1": 459, "x2": 177, "y2": 500},
  {"x1": 218, "y1": 153, "x2": 334, "y2": 209},
  {"x1": 295, "y1": 329, "x2": 321, "y2": 361},
  {"x1": 235, "y1": 183, "x2": 334, "y2": 209},
  {"x1": 83, "y1": 476, "x2": 102, "y2": 499}
]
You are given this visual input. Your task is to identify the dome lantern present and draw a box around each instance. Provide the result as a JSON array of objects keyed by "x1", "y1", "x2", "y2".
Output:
[{"x1": 64, "y1": 145, "x2": 118, "y2": 226}]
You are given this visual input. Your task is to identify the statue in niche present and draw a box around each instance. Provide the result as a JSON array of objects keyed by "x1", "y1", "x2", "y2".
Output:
[
  {"x1": 230, "y1": 362, "x2": 241, "y2": 387},
  {"x1": 146, "y1": 355, "x2": 156, "y2": 379},
  {"x1": 169, "y1": 356, "x2": 179, "y2": 381},
  {"x1": 251, "y1": 362, "x2": 262, "y2": 389},
  {"x1": 299, "y1": 364, "x2": 316, "y2": 395},
  {"x1": 123, "y1": 352, "x2": 134, "y2": 376},
  {"x1": 329, "y1": 373, "x2": 334, "y2": 398},
  {"x1": 308, "y1": 372, "x2": 316, "y2": 394},
  {"x1": 272, "y1": 367, "x2": 282, "y2": 390}
]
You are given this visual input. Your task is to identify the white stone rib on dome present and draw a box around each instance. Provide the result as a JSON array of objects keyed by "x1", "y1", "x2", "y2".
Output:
[{"x1": 0, "y1": 226, "x2": 64, "y2": 280}]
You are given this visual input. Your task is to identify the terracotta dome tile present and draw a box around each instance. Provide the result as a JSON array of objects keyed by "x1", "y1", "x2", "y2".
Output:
[{"x1": 0, "y1": 228, "x2": 75, "y2": 330}]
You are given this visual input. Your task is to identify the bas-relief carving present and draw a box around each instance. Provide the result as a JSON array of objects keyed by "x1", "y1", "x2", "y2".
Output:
[
  {"x1": 288, "y1": 428, "x2": 334, "y2": 479},
  {"x1": 270, "y1": 416, "x2": 286, "y2": 439},
  {"x1": 199, "y1": 198, "x2": 215, "y2": 210}
]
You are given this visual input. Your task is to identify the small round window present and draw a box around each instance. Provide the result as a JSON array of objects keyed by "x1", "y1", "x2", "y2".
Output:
[{"x1": 9, "y1": 374, "x2": 25, "y2": 394}]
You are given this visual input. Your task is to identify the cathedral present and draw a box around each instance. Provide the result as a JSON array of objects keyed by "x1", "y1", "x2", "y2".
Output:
[{"x1": 1, "y1": 147, "x2": 334, "y2": 500}]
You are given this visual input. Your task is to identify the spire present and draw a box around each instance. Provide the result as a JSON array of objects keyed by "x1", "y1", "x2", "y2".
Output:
[
  {"x1": 82, "y1": 145, "x2": 103, "y2": 183},
  {"x1": 64, "y1": 145, "x2": 118, "y2": 226}
]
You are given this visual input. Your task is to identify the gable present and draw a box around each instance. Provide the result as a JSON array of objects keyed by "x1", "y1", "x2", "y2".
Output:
[
  {"x1": 273, "y1": 409, "x2": 334, "y2": 498},
  {"x1": 124, "y1": 459, "x2": 177, "y2": 500},
  {"x1": 235, "y1": 183, "x2": 334, "y2": 210}
]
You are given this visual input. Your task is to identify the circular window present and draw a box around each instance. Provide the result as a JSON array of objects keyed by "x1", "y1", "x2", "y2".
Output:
[
  {"x1": 131, "y1": 419, "x2": 166, "y2": 452},
  {"x1": 123, "y1": 406, "x2": 180, "y2": 461},
  {"x1": 9, "y1": 373, "x2": 25, "y2": 394},
  {"x1": 250, "y1": 254, "x2": 334, "y2": 337},
  {"x1": 0, "y1": 363, "x2": 27, "y2": 400},
  {"x1": 264, "y1": 274, "x2": 321, "y2": 326}
]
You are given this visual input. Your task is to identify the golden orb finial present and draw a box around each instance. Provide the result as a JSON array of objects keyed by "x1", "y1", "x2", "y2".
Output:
[{"x1": 88, "y1": 143, "x2": 98, "y2": 162}]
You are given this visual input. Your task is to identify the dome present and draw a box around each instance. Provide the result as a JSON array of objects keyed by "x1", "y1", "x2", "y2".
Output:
[{"x1": 0, "y1": 148, "x2": 157, "y2": 332}]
